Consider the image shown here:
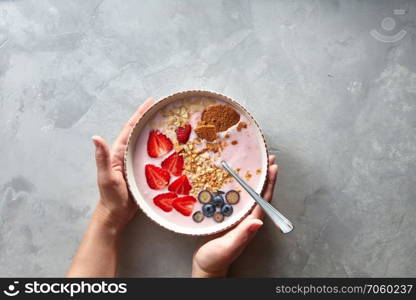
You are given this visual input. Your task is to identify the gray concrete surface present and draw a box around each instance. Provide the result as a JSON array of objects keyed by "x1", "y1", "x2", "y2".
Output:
[{"x1": 0, "y1": 0, "x2": 415, "y2": 277}]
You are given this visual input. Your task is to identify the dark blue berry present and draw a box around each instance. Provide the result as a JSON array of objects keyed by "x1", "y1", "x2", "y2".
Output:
[
  {"x1": 212, "y1": 194, "x2": 224, "y2": 207},
  {"x1": 221, "y1": 204, "x2": 233, "y2": 217},
  {"x1": 202, "y1": 203, "x2": 216, "y2": 217}
]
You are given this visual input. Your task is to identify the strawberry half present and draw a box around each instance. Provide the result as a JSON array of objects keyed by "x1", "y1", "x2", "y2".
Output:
[
  {"x1": 145, "y1": 164, "x2": 170, "y2": 190},
  {"x1": 147, "y1": 130, "x2": 173, "y2": 158},
  {"x1": 175, "y1": 124, "x2": 191, "y2": 144},
  {"x1": 173, "y1": 196, "x2": 196, "y2": 216},
  {"x1": 168, "y1": 175, "x2": 192, "y2": 195},
  {"x1": 161, "y1": 152, "x2": 184, "y2": 176},
  {"x1": 153, "y1": 192, "x2": 177, "y2": 212}
]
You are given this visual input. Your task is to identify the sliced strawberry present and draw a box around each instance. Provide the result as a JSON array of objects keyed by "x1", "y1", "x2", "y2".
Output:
[
  {"x1": 147, "y1": 130, "x2": 173, "y2": 158},
  {"x1": 145, "y1": 164, "x2": 170, "y2": 190},
  {"x1": 161, "y1": 152, "x2": 184, "y2": 176},
  {"x1": 168, "y1": 175, "x2": 192, "y2": 195},
  {"x1": 175, "y1": 124, "x2": 191, "y2": 144},
  {"x1": 173, "y1": 196, "x2": 196, "y2": 216},
  {"x1": 153, "y1": 192, "x2": 177, "y2": 212}
]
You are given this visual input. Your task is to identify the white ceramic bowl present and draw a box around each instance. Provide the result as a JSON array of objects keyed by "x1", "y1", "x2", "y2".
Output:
[{"x1": 124, "y1": 90, "x2": 269, "y2": 235}]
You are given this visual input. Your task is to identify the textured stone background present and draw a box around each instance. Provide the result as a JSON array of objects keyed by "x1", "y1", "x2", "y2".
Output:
[{"x1": 0, "y1": 0, "x2": 415, "y2": 277}]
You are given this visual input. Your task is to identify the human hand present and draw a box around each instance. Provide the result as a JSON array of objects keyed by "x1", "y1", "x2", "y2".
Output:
[
  {"x1": 92, "y1": 98, "x2": 154, "y2": 232},
  {"x1": 192, "y1": 155, "x2": 278, "y2": 277}
]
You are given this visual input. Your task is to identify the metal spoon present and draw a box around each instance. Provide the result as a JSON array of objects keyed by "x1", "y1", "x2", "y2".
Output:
[{"x1": 221, "y1": 161, "x2": 293, "y2": 234}]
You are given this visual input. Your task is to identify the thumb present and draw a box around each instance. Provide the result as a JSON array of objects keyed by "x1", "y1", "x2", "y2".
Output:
[
  {"x1": 225, "y1": 218, "x2": 263, "y2": 252},
  {"x1": 92, "y1": 136, "x2": 113, "y2": 185}
]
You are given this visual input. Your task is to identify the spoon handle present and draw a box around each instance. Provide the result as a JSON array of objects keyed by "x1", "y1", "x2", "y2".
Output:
[{"x1": 221, "y1": 161, "x2": 293, "y2": 234}]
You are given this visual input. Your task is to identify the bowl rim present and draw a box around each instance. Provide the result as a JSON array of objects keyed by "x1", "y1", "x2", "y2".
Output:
[{"x1": 124, "y1": 90, "x2": 269, "y2": 236}]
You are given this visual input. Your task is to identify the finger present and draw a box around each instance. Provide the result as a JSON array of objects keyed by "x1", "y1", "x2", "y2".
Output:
[
  {"x1": 263, "y1": 164, "x2": 278, "y2": 201},
  {"x1": 248, "y1": 156, "x2": 276, "y2": 219},
  {"x1": 222, "y1": 218, "x2": 263, "y2": 254},
  {"x1": 250, "y1": 163, "x2": 278, "y2": 219},
  {"x1": 269, "y1": 154, "x2": 276, "y2": 165},
  {"x1": 262, "y1": 155, "x2": 276, "y2": 200},
  {"x1": 112, "y1": 97, "x2": 155, "y2": 150},
  {"x1": 92, "y1": 136, "x2": 113, "y2": 185}
]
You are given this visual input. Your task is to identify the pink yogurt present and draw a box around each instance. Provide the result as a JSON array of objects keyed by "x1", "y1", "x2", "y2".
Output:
[{"x1": 133, "y1": 98, "x2": 266, "y2": 230}]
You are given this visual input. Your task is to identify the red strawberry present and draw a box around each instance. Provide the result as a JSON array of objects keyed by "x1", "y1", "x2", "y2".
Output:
[
  {"x1": 173, "y1": 196, "x2": 196, "y2": 216},
  {"x1": 175, "y1": 124, "x2": 191, "y2": 144},
  {"x1": 168, "y1": 175, "x2": 192, "y2": 195},
  {"x1": 145, "y1": 164, "x2": 170, "y2": 190},
  {"x1": 153, "y1": 192, "x2": 177, "y2": 212},
  {"x1": 161, "y1": 152, "x2": 184, "y2": 176},
  {"x1": 147, "y1": 130, "x2": 173, "y2": 158}
]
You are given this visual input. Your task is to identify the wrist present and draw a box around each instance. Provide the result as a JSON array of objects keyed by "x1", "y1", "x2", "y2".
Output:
[
  {"x1": 191, "y1": 259, "x2": 228, "y2": 278},
  {"x1": 92, "y1": 202, "x2": 128, "y2": 235}
]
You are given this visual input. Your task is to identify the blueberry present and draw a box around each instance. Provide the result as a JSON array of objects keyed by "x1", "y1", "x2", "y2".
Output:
[
  {"x1": 225, "y1": 190, "x2": 240, "y2": 205},
  {"x1": 202, "y1": 203, "x2": 216, "y2": 217},
  {"x1": 212, "y1": 194, "x2": 224, "y2": 207},
  {"x1": 221, "y1": 204, "x2": 233, "y2": 217},
  {"x1": 213, "y1": 212, "x2": 224, "y2": 223},
  {"x1": 192, "y1": 211, "x2": 204, "y2": 223},
  {"x1": 198, "y1": 190, "x2": 213, "y2": 204}
]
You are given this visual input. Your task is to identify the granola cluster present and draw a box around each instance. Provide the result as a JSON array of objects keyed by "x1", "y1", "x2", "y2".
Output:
[
  {"x1": 178, "y1": 140, "x2": 232, "y2": 196},
  {"x1": 162, "y1": 106, "x2": 189, "y2": 127}
]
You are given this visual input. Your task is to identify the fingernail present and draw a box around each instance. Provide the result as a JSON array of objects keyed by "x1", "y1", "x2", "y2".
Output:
[
  {"x1": 249, "y1": 220, "x2": 263, "y2": 233},
  {"x1": 91, "y1": 136, "x2": 99, "y2": 147}
]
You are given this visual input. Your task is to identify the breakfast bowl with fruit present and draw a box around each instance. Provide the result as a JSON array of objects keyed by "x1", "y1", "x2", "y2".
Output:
[{"x1": 124, "y1": 91, "x2": 268, "y2": 235}]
